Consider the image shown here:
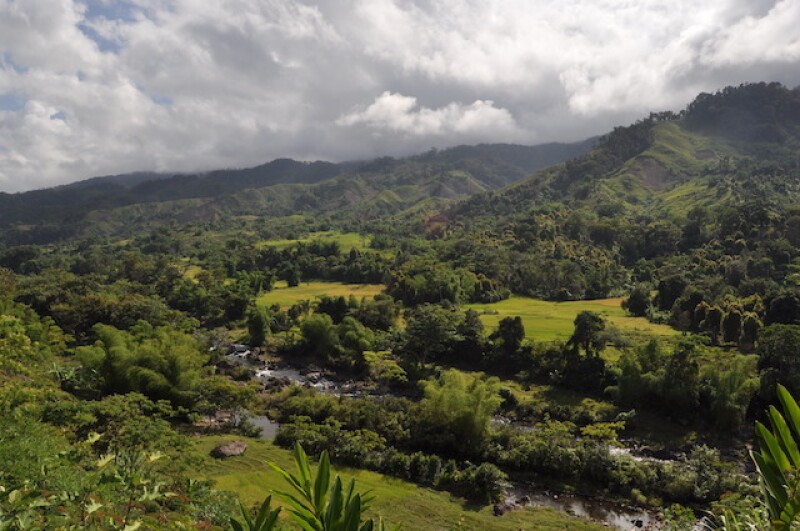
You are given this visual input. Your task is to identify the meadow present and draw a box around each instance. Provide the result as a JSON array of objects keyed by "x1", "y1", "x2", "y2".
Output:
[
  {"x1": 256, "y1": 231, "x2": 371, "y2": 251},
  {"x1": 257, "y1": 280, "x2": 385, "y2": 308},
  {"x1": 465, "y1": 296, "x2": 678, "y2": 342},
  {"x1": 257, "y1": 281, "x2": 678, "y2": 344},
  {"x1": 192, "y1": 435, "x2": 605, "y2": 531}
]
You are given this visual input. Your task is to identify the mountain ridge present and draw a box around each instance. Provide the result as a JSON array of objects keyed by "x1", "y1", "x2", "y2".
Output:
[{"x1": 0, "y1": 140, "x2": 594, "y2": 244}]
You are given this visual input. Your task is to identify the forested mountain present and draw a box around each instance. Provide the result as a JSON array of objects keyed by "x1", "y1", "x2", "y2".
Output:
[
  {"x1": 0, "y1": 140, "x2": 593, "y2": 244},
  {"x1": 451, "y1": 83, "x2": 800, "y2": 220}
]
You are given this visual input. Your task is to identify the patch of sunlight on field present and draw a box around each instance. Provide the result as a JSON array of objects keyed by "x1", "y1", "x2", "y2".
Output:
[
  {"x1": 466, "y1": 296, "x2": 678, "y2": 342},
  {"x1": 257, "y1": 280, "x2": 385, "y2": 308}
]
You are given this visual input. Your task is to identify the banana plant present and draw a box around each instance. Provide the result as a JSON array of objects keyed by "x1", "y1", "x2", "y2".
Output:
[
  {"x1": 751, "y1": 384, "x2": 800, "y2": 529},
  {"x1": 230, "y1": 495, "x2": 281, "y2": 531},
  {"x1": 270, "y1": 443, "x2": 380, "y2": 531},
  {"x1": 231, "y1": 443, "x2": 393, "y2": 531}
]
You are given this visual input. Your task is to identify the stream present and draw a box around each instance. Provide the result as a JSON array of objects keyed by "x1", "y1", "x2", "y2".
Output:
[
  {"x1": 506, "y1": 485, "x2": 661, "y2": 530},
  {"x1": 255, "y1": 365, "x2": 365, "y2": 395},
  {"x1": 244, "y1": 357, "x2": 665, "y2": 529}
]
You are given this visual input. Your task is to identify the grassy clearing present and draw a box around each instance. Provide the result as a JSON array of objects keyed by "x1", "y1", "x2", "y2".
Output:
[
  {"x1": 657, "y1": 178, "x2": 735, "y2": 217},
  {"x1": 259, "y1": 283, "x2": 676, "y2": 343},
  {"x1": 256, "y1": 231, "x2": 371, "y2": 251},
  {"x1": 465, "y1": 296, "x2": 678, "y2": 342},
  {"x1": 191, "y1": 435, "x2": 605, "y2": 531},
  {"x1": 257, "y1": 280, "x2": 385, "y2": 308}
]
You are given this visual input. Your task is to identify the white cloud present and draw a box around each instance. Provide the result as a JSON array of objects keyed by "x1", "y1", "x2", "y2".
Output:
[
  {"x1": 337, "y1": 91, "x2": 521, "y2": 138},
  {"x1": 0, "y1": 0, "x2": 798, "y2": 191}
]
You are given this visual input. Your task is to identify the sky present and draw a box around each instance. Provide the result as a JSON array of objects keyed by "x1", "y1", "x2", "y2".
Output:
[{"x1": 1, "y1": 0, "x2": 799, "y2": 192}]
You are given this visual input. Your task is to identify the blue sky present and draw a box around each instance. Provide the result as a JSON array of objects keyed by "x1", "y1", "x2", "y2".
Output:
[{"x1": 78, "y1": 0, "x2": 143, "y2": 53}]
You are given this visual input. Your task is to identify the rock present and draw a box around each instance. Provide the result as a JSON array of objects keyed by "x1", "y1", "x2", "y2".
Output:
[
  {"x1": 519, "y1": 495, "x2": 531, "y2": 505},
  {"x1": 262, "y1": 376, "x2": 291, "y2": 391},
  {"x1": 211, "y1": 440, "x2": 248, "y2": 458},
  {"x1": 492, "y1": 501, "x2": 516, "y2": 516}
]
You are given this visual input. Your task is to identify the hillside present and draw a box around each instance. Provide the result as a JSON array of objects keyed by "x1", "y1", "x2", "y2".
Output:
[
  {"x1": 0, "y1": 140, "x2": 593, "y2": 245},
  {"x1": 450, "y1": 82, "x2": 800, "y2": 221}
]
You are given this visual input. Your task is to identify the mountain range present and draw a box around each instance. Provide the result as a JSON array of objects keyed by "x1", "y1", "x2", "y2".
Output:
[{"x1": 2, "y1": 82, "x2": 799, "y2": 246}]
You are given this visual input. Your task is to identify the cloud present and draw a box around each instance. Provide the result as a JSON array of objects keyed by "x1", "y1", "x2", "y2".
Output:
[
  {"x1": 0, "y1": 0, "x2": 798, "y2": 191},
  {"x1": 337, "y1": 91, "x2": 522, "y2": 139}
]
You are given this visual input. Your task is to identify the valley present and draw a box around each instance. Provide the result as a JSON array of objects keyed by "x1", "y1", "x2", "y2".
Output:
[{"x1": 2, "y1": 82, "x2": 800, "y2": 530}]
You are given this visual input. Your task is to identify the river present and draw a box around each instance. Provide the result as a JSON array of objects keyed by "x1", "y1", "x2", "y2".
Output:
[{"x1": 247, "y1": 358, "x2": 664, "y2": 529}]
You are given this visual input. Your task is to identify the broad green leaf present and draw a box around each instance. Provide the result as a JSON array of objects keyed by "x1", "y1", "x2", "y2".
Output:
[
  {"x1": 769, "y1": 406, "x2": 800, "y2": 468},
  {"x1": 314, "y1": 451, "x2": 330, "y2": 509},
  {"x1": 778, "y1": 385, "x2": 800, "y2": 444}
]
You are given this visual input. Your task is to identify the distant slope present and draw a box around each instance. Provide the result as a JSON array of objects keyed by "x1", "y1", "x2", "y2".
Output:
[
  {"x1": 0, "y1": 159, "x2": 343, "y2": 226},
  {"x1": 448, "y1": 82, "x2": 800, "y2": 224},
  {"x1": 0, "y1": 140, "x2": 593, "y2": 244}
]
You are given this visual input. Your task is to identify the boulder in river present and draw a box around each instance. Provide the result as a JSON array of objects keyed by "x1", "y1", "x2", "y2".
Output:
[
  {"x1": 211, "y1": 440, "x2": 248, "y2": 458},
  {"x1": 493, "y1": 501, "x2": 517, "y2": 516}
]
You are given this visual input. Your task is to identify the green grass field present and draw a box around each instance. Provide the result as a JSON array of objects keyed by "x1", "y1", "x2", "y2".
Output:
[
  {"x1": 257, "y1": 280, "x2": 385, "y2": 308},
  {"x1": 259, "y1": 281, "x2": 677, "y2": 343},
  {"x1": 466, "y1": 296, "x2": 678, "y2": 342},
  {"x1": 192, "y1": 435, "x2": 605, "y2": 530},
  {"x1": 256, "y1": 231, "x2": 371, "y2": 251}
]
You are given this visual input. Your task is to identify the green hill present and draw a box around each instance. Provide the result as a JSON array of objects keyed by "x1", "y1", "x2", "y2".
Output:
[{"x1": 0, "y1": 141, "x2": 592, "y2": 245}]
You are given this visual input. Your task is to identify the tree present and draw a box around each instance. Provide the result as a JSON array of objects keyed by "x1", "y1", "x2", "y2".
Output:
[
  {"x1": 758, "y1": 324, "x2": 800, "y2": 399},
  {"x1": 703, "y1": 306, "x2": 724, "y2": 345},
  {"x1": 286, "y1": 266, "x2": 302, "y2": 287},
  {"x1": 722, "y1": 310, "x2": 743, "y2": 344},
  {"x1": 402, "y1": 304, "x2": 462, "y2": 368},
  {"x1": 694, "y1": 301, "x2": 710, "y2": 332},
  {"x1": 567, "y1": 311, "x2": 605, "y2": 356},
  {"x1": 247, "y1": 306, "x2": 270, "y2": 347},
  {"x1": 662, "y1": 340, "x2": 700, "y2": 415},
  {"x1": 766, "y1": 291, "x2": 800, "y2": 325},
  {"x1": 705, "y1": 356, "x2": 759, "y2": 433},
  {"x1": 656, "y1": 275, "x2": 687, "y2": 311},
  {"x1": 300, "y1": 314, "x2": 341, "y2": 362},
  {"x1": 622, "y1": 285, "x2": 650, "y2": 317},
  {"x1": 455, "y1": 309, "x2": 486, "y2": 365},
  {"x1": 75, "y1": 324, "x2": 209, "y2": 408},
  {"x1": 741, "y1": 313, "x2": 762, "y2": 351},
  {"x1": 350, "y1": 296, "x2": 399, "y2": 331},
  {"x1": 337, "y1": 316, "x2": 375, "y2": 367},
  {"x1": 413, "y1": 370, "x2": 501, "y2": 457},
  {"x1": 616, "y1": 339, "x2": 665, "y2": 407},
  {"x1": 317, "y1": 295, "x2": 350, "y2": 324},
  {"x1": 363, "y1": 351, "x2": 408, "y2": 387},
  {"x1": 490, "y1": 316, "x2": 525, "y2": 356}
]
